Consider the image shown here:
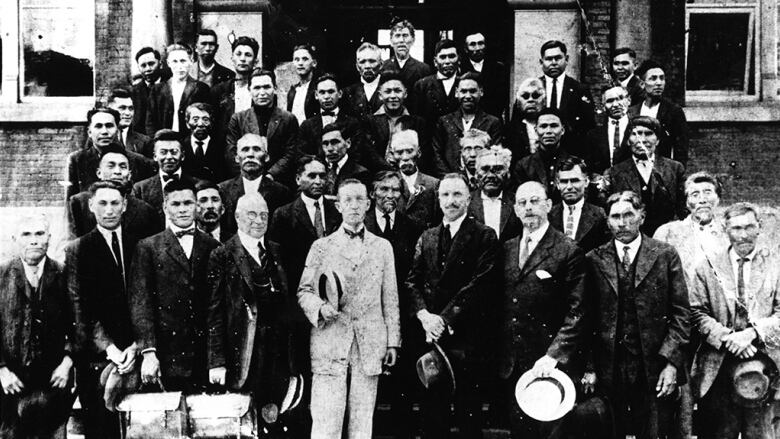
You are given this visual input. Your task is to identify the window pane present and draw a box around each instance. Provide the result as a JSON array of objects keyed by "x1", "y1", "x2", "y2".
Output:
[
  {"x1": 21, "y1": 0, "x2": 94, "y2": 97},
  {"x1": 686, "y1": 12, "x2": 754, "y2": 93}
]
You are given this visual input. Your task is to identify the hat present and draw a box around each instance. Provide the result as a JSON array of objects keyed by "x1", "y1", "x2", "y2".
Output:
[
  {"x1": 318, "y1": 271, "x2": 344, "y2": 311},
  {"x1": 416, "y1": 342, "x2": 456, "y2": 394},
  {"x1": 259, "y1": 374, "x2": 306, "y2": 425},
  {"x1": 514, "y1": 368, "x2": 576, "y2": 421},
  {"x1": 100, "y1": 362, "x2": 141, "y2": 412},
  {"x1": 731, "y1": 351, "x2": 779, "y2": 407}
]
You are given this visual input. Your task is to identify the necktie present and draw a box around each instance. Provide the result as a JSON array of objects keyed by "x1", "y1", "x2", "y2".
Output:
[
  {"x1": 326, "y1": 164, "x2": 338, "y2": 194},
  {"x1": 440, "y1": 224, "x2": 453, "y2": 265},
  {"x1": 111, "y1": 231, "x2": 124, "y2": 280},
  {"x1": 28, "y1": 264, "x2": 39, "y2": 289},
  {"x1": 344, "y1": 227, "x2": 365, "y2": 240},
  {"x1": 313, "y1": 201, "x2": 325, "y2": 238},
  {"x1": 565, "y1": 205, "x2": 575, "y2": 239},
  {"x1": 175, "y1": 228, "x2": 195, "y2": 238},
  {"x1": 550, "y1": 78, "x2": 558, "y2": 110},
  {"x1": 622, "y1": 246, "x2": 632, "y2": 272},
  {"x1": 611, "y1": 119, "x2": 621, "y2": 163},
  {"x1": 194, "y1": 140, "x2": 204, "y2": 161},
  {"x1": 258, "y1": 242, "x2": 267, "y2": 268},
  {"x1": 736, "y1": 257, "x2": 750, "y2": 329},
  {"x1": 382, "y1": 213, "x2": 392, "y2": 237},
  {"x1": 518, "y1": 235, "x2": 532, "y2": 268}
]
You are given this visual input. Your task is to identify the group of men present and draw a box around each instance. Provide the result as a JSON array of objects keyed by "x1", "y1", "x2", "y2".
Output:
[{"x1": 0, "y1": 17, "x2": 777, "y2": 439}]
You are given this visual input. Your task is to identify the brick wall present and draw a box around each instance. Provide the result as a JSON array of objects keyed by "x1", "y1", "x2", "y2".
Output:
[
  {"x1": 581, "y1": 0, "x2": 613, "y2": 111},
  {"x1": 96, "y1": 0, "x2": 133, "y2": 103}
]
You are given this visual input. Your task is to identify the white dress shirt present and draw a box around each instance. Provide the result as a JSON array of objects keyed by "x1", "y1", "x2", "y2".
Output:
[
  {"x1": 301, "y1": 193, "x2": 326, "y2": 229},
  {"x1": 198, "y1": 225, "x2": 221, "y2": 242},
  {"x1": 562, "y1": 198, "x2": 585, "y2": 238},
  {"x1": 640, "y1": 101, "x2": 660, "y2": 119},
  {"x1": 121, "y1": 128, "x2": 129, "y2": 146},
  {"x1": 521, "y1": 222, "x2": 550, "y2": 257},
  {"x1": 362, "y1": 76, "x2": 380, "y2": 102},
  {"x1": 729, "y1": 246, "x2": 756, "y2": 287},
  {"x1": 97, "y1": 225, "x2": 125, "y2": 268},
  {"x1": 169, "y1": 223, "x2": 195, "y2": 259},
  {"x1": 633, "y1": 155, "x2": 655, "y2": 184},
  {"x1": 234, "y1": 82, "x2": 252, "y2": 112},
  {"x1": 191, "y1": 135, "x2": 210, "y2": 155},
  {"x1": 238, "y1": 229, "x2": 266, "y2": 266},
  {"x1": 462, "y1": 115, "x2": 475, "y2": 131},
  {"x1": 321, "y1": 107, "x2": 339, "y2": 127},
  {"x1": 481, "y1": 192, "x2": 503, "y2": 237},
  {"x1": 524, "y1": 119, "x2": 539, "y2": 152},
  {"x1": 470, "y1": 59, "x2": 484, "y2": 73},
  {"x1": 544, "y1": 74, "x2": 565, "y2": 109},
  {"x1": 21, "y1": 256, "x2": 46, "y2": 288},
  {"x1": 170, "y1": 80, "x2": 187, "y2": 131},
  {"x1": 438, "y1": 72, "x2": 457, "y2": 96},
  {"x1": 375, "y1": 208, "x2": 396, "y2": 231},
  {"x1": 614, "y1": 234, "x2": 642, "y2": 266},
  {"x1": 608, "y1": 116, "x2": 629, "y2": 154},
  {"x1": 397, "y1": 57, "x2": 408, "y2": 69},
  {"x1": 242, "y1": 175, "x2": 263, "y2": 194},
  {"x1": 443, "y1": 213, "x2": 467, "y2": 238},
  {"x1": 292, "y1": 81, "x2": 310, "y2": 123},
  {"x1": 159, "y1": 168, "x2": 183, "y2": 189}
]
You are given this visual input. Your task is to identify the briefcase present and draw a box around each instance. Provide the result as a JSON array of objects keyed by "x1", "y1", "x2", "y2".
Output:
[
  {"x1": 186, "y1": 393, "x2": 257, "y2": 438},
  {"x1": 116, "y1": 391, "x2": 188, "y2": 439}
]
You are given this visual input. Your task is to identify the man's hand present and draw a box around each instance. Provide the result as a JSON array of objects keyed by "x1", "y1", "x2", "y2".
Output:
[
  {"x1": 50, "y1": 356, "x2": 73, "y2": 389},
  {"x1": 209, "y1": 367, "x2": 227, "y2": 386},
  {"x1": 383, "y1": 348, "x2": 398, "y2": 369},
  {"x1": 117, "y1": 343, "x2": 138, "y2": 375},
  {"x1": 320, "y1": 302, "x2": 339, "y2": 324},
  {"x1": 106, "y1": 344, "x2": 126, "y2": 366},
  {"x1": 581, "y1": 372, "x2": 597, "y2": 394},
  {"x1": 723, "y1": 329, "x2": 757, "y2": 356},
  {"x1": 141, "y1": 352, "x2": 161, "y2": 385},
  {"x1": 531, "y1": 355, "x2": 558, "y2": 378},
  {"x1": 655, "y1": 363, "x2": 677, "y2": 398},
  {"x1": 0, "y1": 367, "x2": 25, "y2": 395},
  {"x1": 417, "y1": 310, "x2": 446, "y2": 342}
]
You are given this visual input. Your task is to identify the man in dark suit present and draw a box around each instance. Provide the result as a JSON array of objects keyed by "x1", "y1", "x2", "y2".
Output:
[
  {"x1": 67, "y1": 108, "x2": 156, "y2": 200},
  {"x1": 182, "y1": 102, "x2": 229, "y2": 183},
  {"x1": 226, "y1": 69, "x2": 300, "y2": 185},
  {"x1": 406, "y1": 172, "x2": 499, "y2": 438},
  {"x1": 129, "y1": 179, "x2": 220, "y2": 391},
  {"x1": 605, "y1": 116, "x2": 686, "y2": 236},
  {"x1": 209, "y1": 36, "x2": 259, "y2": 142},
  {"x1": 220, "y1": 133, "x2": 293, "y2": 237},
  {"x1": 549, "y1": 156, "x2": 609, "y2": 253},
  {"x1": 585, "y1": 191, "x2": 690, "y2": 439},
  {"x1": 433, "y1": 71, "x2": 503, "y2": 176},
  {"x1": 0, "y1": 215, "x2": 74, "y2": 438},
  {"x1": 628, "y1": 60, "x2": 690, "y2": 166},
  {"x1": 146, "y1": 43, "x2": 210, "y2": 135},
  {"x1": 287, "y1": 44, "x2": 320, "y2": 124},
  {"x1": 66, "y1": 180, "x2": 140, "y2": 438},
  {"x1": 108, "y1": 88, "x2": 153, "y2": 156},
  {"x1": 505, "y1": 77, "x2": 545, "y2": 167},
  {"x1": 584, "y1": 85, "x2": 632, "y2": 175},
  {"x1": 458, "y1": 129, "x2": 494, "y2": 193},
  {"x1": 342, "y1": 42, "x2": 384, "y2": 119},
  {"x1": 499, "y1": 181, "x2": 587, "y2": 438},
  {"x1": 461, "y1": 31, "x2": 508, "y2": 120},
  {"x1": 195, "y1": 180, "x2": 228, "y2": 242},
  {"x1": 468, "y1": 148, "x2": 522, "y2": 242},
  {"x1": 389, "y1": 129, "x2": 440, "y2": 228},
  {"x1": 67, "y1": 144, "x2": 162, "y2": 240},
  {"x1": 382, "y1": 20, "x2": 433, "y2": 89},
  {"x1": 412, "y1": 39, "x2": 460, "y2": 127},
  {"x1": 191, "y1": 29, "x2": 234, "y2": 88},
  {"x1": 131, "y1": 47, "x2": 170, "y2": 135},
  {"x1": 132, "y1": 129, "x2": 205, "y2": 223},
  {"x1": 612, "y1": 47, "x2": 644, "y2": 106},
  {"x1": 538, "y1": 40, "x2": 595, "y2": 137},
  {"x1": 514, "y1": 108, "x2": 573, "y2": 203},
  {"x1": 321, "y1": 123, "x2": 371, "y2": 196}
]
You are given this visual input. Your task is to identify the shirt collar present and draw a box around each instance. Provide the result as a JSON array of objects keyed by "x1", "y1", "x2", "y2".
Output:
[
  {"x1": 614, "y1": 234, "x2": 642, "y2": 255},
  {"x1": 544, "y1": 74, "x2": 564, "y2": 85},
  {"x1": 619, "y1": 75, "x2": 634, "y2": 88},
  {"x1": 333, "y1": 154, "x2": 349, "y2": 170},
  {"x1": 563, "y1": 198, "x2": 585, "y2": 212},
  {"x1": 361, "y1": 75, "x2": 380, "y2": 87},
  {"x1": 481, "y1": 191, "x2": 502, "y2": 201},
  {"x1": 376, "y1": 208, "x2": 396, "y2": 223},
  {"x1": 169, "y1": 222, "x2": 196, "y2": 235},
  {"x1": 301, "y1": 192, "x2": 324, "y2": 208},
  {"x1": 729, "y1": 246, "x2": 757, "y2": 263},
  {"x1": 443, "y1": 213, "x2": 467, "y2": 236},
  {"x1": 97, "y1": 224, "x2": 122, "y2": 240},
  {"x1": 374, "y1": 105, "x2": 410, "y2": 116},
  {"x1": 522, "y1": 222, "x2": 549, "y2": 244},
  {"x1": 633, "y1": 154, "x2": 655, "y2": 165},
  {"x1": 437, "y1": 71, "x2": 456, "y2": 81},
  {"x1": 191, "y1": 135, "x2": 210, "y2": 146},
  {"x1": 21, "y1": 256, "x2": 46, "y2": 280},
  {"x1": 238, "y1": 229, "x2": 264, "y2": 251},
  {"x1": 199, "y1": 61, "x2": 215, "y2": 74},
  {"x1": 160, "y1": 168, "x2": 182, "y2": 179}
]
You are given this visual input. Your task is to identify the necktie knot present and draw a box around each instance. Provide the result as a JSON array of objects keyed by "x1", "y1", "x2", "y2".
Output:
[
  {"x1": 344, "y1": 227, "x2": 365, "y2": 240},
  {"x1": 174, "y1": 228, "x2": 195, "y2": 238},
  {"x1": 567, "y1": 204, "x2": 576, "y2": 214},
  {"x1": 739, "y1": 257, "x2": 750, "y2": 266}
]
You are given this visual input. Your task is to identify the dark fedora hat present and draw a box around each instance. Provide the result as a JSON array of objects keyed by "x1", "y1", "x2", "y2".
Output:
[
  {"x1": 416, "y1": 341, "x2": 456, "y2": 394},
  {"x1": 730, "y1": 351, "x2": 779, "y2": 407}
]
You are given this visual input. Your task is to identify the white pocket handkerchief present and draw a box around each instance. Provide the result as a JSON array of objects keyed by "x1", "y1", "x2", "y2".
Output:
[{"x1": 535, "y1": 270, "x2": 552, "y2": 280}]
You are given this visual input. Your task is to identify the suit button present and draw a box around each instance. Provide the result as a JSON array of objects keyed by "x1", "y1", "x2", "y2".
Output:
[
  {"x1": 512, "y1": 298, "x2": 518, "y2": 303},
  {"x1": 512, "y1": 317, "x2": 517, "y2": 322}
]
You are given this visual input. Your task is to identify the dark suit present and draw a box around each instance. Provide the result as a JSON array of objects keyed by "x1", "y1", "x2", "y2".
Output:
[
  {"x1": 67, "y1": 191, "x2": 162, "y2": 241},
  {"x1": 66, "y1": 143, "x2": 156, "y2": 200},
  {"x1": 505, "y1": 108, "x2": 535, "y2": 167},
  {"x1": 298, "y1": 113, "x2": 364, "y2": 159},
  {"x1": 433, "y1": 109, "x2": 503, "y2": 176},
  {"x1": 382, "y1": 57, "x2": 433, "y2": 90},
  {"x1": 412, "y1": 74, "x2": 460, "y2": 128},
  {"x1": 181, "y1": 136, "x2": 230, "y2": 183},
  {"x1": 145, "y1": 77, "x2": 210, "y2": 135},
  {"x1": 514, "y1": 147, "x2": 573, "y2": 204},
  {"x1": 467, "y1": 190, "x2": 522, "y2": 242},
  {"x1": 218, "y1": 175, "x2": 293, "y2": 237},
  {"x1": 405, "y1": 216, "x2": 499, "y2": 438},
  {"x1": 193, "y1": 61, "x2": 234, "y2": 87},
  {"x1": 607, "y1": 156, "x2": 686, "y2": 236},
  {"x1": 286, "y1": 78, "x2": 320, "y2": 122},
  {"x1": 209, "y1": 79, "x2": 241, "y2": 142},
  {"x1": 586, "y1": 236, "x2": 690, "y2": 439},
  {"x1": 362, "y1": 111, "x2": 429, "y2": 173},
  {"x1": 128, "y1": 229, "x2": 220, "y2": 388},
  {"x1": 131, "y1": 173, "x2": 205, "y2": 224},
  {"x1": 225, "y1": 107, "x2": 300, "y2": 183},
  {"x1": 549, "y1": 201, "x2": 609, "y2": 253},
  {"x1": 326, "y1": 156, "x2": 371, "y2": 195},
  {"x1": 460, "y1": 59, "x2": 508, "y2": 119},
  {"x1": 342, "y1": 81, "x2": 383, "y2": 119},
  {"x1": 623, "y1": 75, "x2": 645, "y2": 107},
  {"x1": 541, "y1": 75, "x2": 595, "y2": 136},
  {"x1": 131, "y1": 79, "x2": 156, "y2": 135},
  {"x1": 629, "y1": 98, "x2": 690, "y2": 166},
  {"x1": 122, "y1": 129, "x2": 153, "y2": 158},
  {"x1": 398, "y1": 172, "x2": 440, "y2": 228},
  {"x1": 584, "y1": 119, "x2": 632, "y2": 175}
]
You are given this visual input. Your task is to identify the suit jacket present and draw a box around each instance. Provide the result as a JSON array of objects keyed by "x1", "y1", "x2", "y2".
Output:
[
  {"x1": 514, "y1": 147, "x2": 573, "y2": 203},
  {"x1": 405, "y1": 217, "x2": 499, "y2": 353},
  {"x1": 433, "y1": 109, "x2": 503, "y2": 177},
  {"x1": 499, "y1": 227, "x2": 586, "y2": 378},
  {"x1": 540, "y1": 75, "x2": 595, "y2": 136},
  {"x1": 583, "y1": 119, "x2": 632, "y2": 175},
  {"x1": 197, "y1": 61, "x2": 234, "y2": 87},
  {"x1": 67, "y1": 191, "x2": 162, "y2": 241},
  {"x1": 607, "y1": 156, "x2": 686, "y2": 236},
  {"x1": 629, "y1": 98, "x2": 690, "y2": 165},
  {"x1": 181, "y1": 135, "x2": 230, "y2": 183},
  {"x1": 123, "y1": 129, "x2": 153, "y2": 158},
  {"x1": 412, "y1": 74, "x2": 460, "y2": 128},
  {"x1": 467, "y1": 190, "x2": 522, "y2": 242},
  {"x1": 382, "y1": 57, "x2": 433, "y2": 90},
  {"x1": 66, "y1": 143, "x2": 156, "y2": 200},
  {"x1": 209, "y1": 79, "x2": 241, "y2": 141},
  {"x1": 505, "y1": 108, "x2": 535, "y2": 167},
  {"x1": 328, "y1": 156, "x2": 371, "y2": 195},
  {"x1": 225, "y1": 107, "x2": 300, "y2": 182},
  {"x1": 207, "y1": 236, "x2": 291, "y2": 389},
  {"x1": 586, "y1": 236, "x2": 690, "y2": 392},
  {"x1": 131, "y1": 173, "x2": 206, "y2": 224},
  {"x1": 131, "y1": 80, "x2": 155, "y2": 135},
  {"x1": 342, "y1": 81, "x2": 383, "y2": 119},
  {"x1": 286, "y1": 77, "x2": 321, "y2": 122},
  {"x1": 145, "y1": 77, "x2": 210, "y2": 135},
  {"x1": 362, "y1": 110, "x2": 429, "y2": 173},
  {"x1": 549, "y1": 202, "x2": 609, "y2": 253},
  {"x1": 218, "y1": 175, "x2": 293, "y2": 237},
  {"x1": 298, "y1": 229, "x2": 400, "y2": 376},
  {"x1": 460, "y1": 58, "x2": 509, "y2": 119},
  {"x1": 298, "y1": 113, "x2": 365, "y2": 160},
  {"x1": 0, "y1": 257, "x2": 72, "y2": 373},
  {"x1": 690, "y1": 247, "x2": 780, "y2": 399},
  {"x1": 653, "y1": 216, "x2": 729, "y2": 285},
  {"x1": 128, "y1": 228, "x2": 220, "y2": 380},
  {"x1": 66, "y1": 228, "x2": 137, "y2": 361},
  {"x1": 398, "y1": 172, "x2": 441, "y2": 228}
]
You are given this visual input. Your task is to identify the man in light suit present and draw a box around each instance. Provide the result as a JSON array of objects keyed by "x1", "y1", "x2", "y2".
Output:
[
  {"x1": 298, "y1": 179, "x2": 400, "y2": 439},
  {"x1": 500, "y1": 181, "x2": 587, "y2": 438},
  {"x1": 538, "y1": 40, "x2": 595, "y2": 137},
  {"x1": 389, "y1": 129, "x2": 440, "y2": 228},
  {"x1": 689, "y1": 202, "x2": 780, "y2": 439},
  {"x1": 468, "y1": 147, "x2": 522, "y2": 242},
  {"x1": 381, "y1": 20, "x2": 432, "y2": 89},
  {"x1": 342, "y1": 42, "x2": 384, "y2": 119}
]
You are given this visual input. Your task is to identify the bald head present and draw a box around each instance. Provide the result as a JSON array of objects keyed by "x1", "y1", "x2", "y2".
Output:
[
  {"x1": 514, "y1": 181, "x2": 551, "y2": 231},
  {"x1": 235, "y1": 193, "x2": 269, "y2": 238}
]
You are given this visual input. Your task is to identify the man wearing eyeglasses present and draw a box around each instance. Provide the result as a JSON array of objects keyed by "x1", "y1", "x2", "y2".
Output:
[
  {"x1": 514, "y1": 108, "x2": 573, "y2": 203},
  {"x1": 506, "y1": 77, "x2": 546, "y2": 163},
  {"x1": 458, "y1": 128, "x2": 494, "y2": 192}
]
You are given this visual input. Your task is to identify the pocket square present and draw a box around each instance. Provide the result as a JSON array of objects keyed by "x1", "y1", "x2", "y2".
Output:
[{"x1": 535, "y1": 270, "x2": 552, "y2": 280}]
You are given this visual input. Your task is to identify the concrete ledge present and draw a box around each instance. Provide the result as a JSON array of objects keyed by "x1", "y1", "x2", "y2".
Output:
[
  {"x1": 685, "y1": 104, "x2": 780, "y2": 123},
  {"x1": 0, "y1": 100, "x2": 95, "y2": 123}
]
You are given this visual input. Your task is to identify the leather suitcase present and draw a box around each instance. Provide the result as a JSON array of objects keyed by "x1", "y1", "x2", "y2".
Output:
[
  {"x1": 116, "y1": 391, "x2": 188, "y2": 439},
  {"x1": 186, "y1": 393, "x2": 257, "y2": 438}
]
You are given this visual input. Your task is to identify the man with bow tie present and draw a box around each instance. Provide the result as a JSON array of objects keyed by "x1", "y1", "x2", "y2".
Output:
[
  {"x1": 389, "y1": 129, "x2": 440, "y2": 228},
  {"x1": 298, "y1": 178, "x2": 400, "y2": 438},
  {"x1": 128, "y1": 179, "x2": 220, "y2": 391}
]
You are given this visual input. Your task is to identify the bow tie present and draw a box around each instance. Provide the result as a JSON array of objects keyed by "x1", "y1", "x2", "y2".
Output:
[
  {"x1": 321, "y1": 110, "x2": 336, "y2": 117},
  {"x1": 174, "y1": 228, "x2": 195, "y2": 238},
  {"x1": 611, "y1": 119, "x2": 620, "y2": 126},
  {"x1": 344, "y1": 228, "x2": 365, "y2": 240},
  {"x1": 163, "y1": 173, "x2": 180, "y2": 182}
]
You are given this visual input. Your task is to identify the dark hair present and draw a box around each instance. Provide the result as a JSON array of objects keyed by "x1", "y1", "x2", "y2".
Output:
[
  {"x1": 434, "y1": 39, "x2": 458, "y2": 56},
  {"x1": 196, "y1": 29, "x2": 218, "y2": 42},
  {"x1": 628, "y1": 116, "x2": 662, "y2": 137},
  {"x1": 685, "y1": 171, "x2": 722, "y2": 198},
  {"x1": 293, "y1": 44, "x2": 317, "y2": 60},
  {"x1": 394, "y1": 115, "x2": 418, "y2": 132},
  {"x1": 231, "y1": 36, "x2": 259, "y2": 57},
  {"x1": 153, "y1": 129, "x2": 183, "y2": 151},
  {"x1": 250, "y1": 69, "x2": 277, "y2": 87},
  {"x1": 535, "y1": 107, "x2": 564, "y2": 123},
  {"x1": 613, "y1": 47, "x2": 636, "y2": 60},
  {"x1": 185, "y1": 102, "x2": 214, "y2": 119},
  {"x1": 336, "y1": 178, "x2": 366, "y2": 194},
  {"x1": 87, "y1": 107, "x2": 120, "y2": 125},
  {"x1": 88, "y1": 180, "x2": 125, "y2": 199},
  {"x1": 315, "y1": 73, "x2": 339, "y2": 89},
  {"x1": 296, "y1": 155, "x2": 327, "y2": 176},
  {"x1": 163, "y1": 179, "x2": 196, "y2": 198},
  {"x1": 555, "y1": 155, "x2": 589, "y2": 176},
  {"x1": 439, "y1": 172, "x2": 471, "y2": 193},
  {"x1": 540, "y1": 40, "x2": 567, "y2": 57},
  {"x1": 458, "y1": 71, "x2": 483, "y2": 88},
  {"x1": 372, "y1": 170, "x2": 403, "y2": 193},
  {"x1": 99, "y1": 142, "x2": 129, "y2": 161},
  {"x1": 194, "y1": 180, "x2": 224, "y2": 201},
  {"x1": 600, "y1": 84, "x2": 628, "y2": 96},
  {"x1": 109, "y1": 88, "x2": 132, "y2": 102},
  {"x1": 390, "y1": 20, "x2": 416, "y2": 38},
  {"x1": 378, "y1": 70, "x2": 406, "y2": 89},
  {"x1": 635, "y1": 60, "x2": 665, "y2": 79},
  {"x1": 135, "y1": 47, "x2": 161, "y2": 62},
  {"x1": 605, "y1": 191, "x2": 645, "y2": 214},
  {"x1": 322, "y1": 121, "x2": 353, "y2": 140}
]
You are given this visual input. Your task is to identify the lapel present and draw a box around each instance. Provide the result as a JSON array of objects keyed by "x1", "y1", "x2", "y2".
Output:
[
  {"x1": 749, "y1": 249, "x2": 768, "y2": 301},
  {"x1": 38, "y1": 258, "x2": 56, "y2": 301},
  {"x1": 520, "y1": 227, "x2": 555, "y2": 277},
  {"x1": 469, "y1": 195, "x2": 485, "y2": 222},
  {"x1": 560, "y1": 75, "x2": 573, "y2": 111},
  {"x1": 504, "y1": 237, "x2": 521, "y2": 284},
  {"x1": 594, "y1": 243, "x2": 619, "y2": 295},
  {"x1": 123, "y1": 196, "x2": 140, "y2": 227},
  {"x1": 707, "y1": 249, "x2": 737, "y2": 318},
  {"x1": 549, "y1": 204, "x2": 564, "y2": 231},
  {"x1": 293, "y1": 197, "x2": 317, "y2": 237},
  {"x1": 405, "y1": 173, "x2": 426, "y2": 207},
  {"x1": 499, "y1": 192, "x2": 514, "y2": 236},
  {"x1": 656, "y1": 99, "x2": 670, "y2": 125},
  {"x1": 634, "y1": 236, "x2": 660, "y2": 288},
  {"x1": 180, "y1": 78, "x2": 196, "y2": 109},
  {"x1": 190, "y1": 230, "x2": 209, "y2": 269},
  {"x1": 324, "y1": 200, "x2": 341, "y2": 232},
  {"x1": 376, "y1": 114, "x2": 391, "y2": 145},
  {"x1": 267, "y1": 108, "x2": 281, "y2": 140},
  {"x1": 163, "y1": 229, "x2": 191, "y2": 272},
  {"x1": 576, "y1": 203, "x2": 598, "y2": 241},
  {"x1": 10, "y1": 258, "x2": 29, "y2": 300},
  {"x1": 472, "y1": 109, "x2": 490, "y2": 131},
  {"x1": 150, "y1": 177, "x2": 164, "y2": 207},
  {"x1": 442, "y1": 218, "x2": 475, "y2": 277},
  {"x1": 334, "y1": 230, "x2": 373, "y2": 266},
  {"x1": 245, "y1": 109, "x2": 261, "y2": 138},
  {"x1": 446, "y1": 112, "x2": 464, "y2": 137},
  {"x1": 354, "y1": 84, "x2": 368, "y2": 106},
  {"x1": 230, "y1": 176, "x2": 246, "y2": 200},
  {"x1": 228, "y1": 236, "x2": 256, "y2": 299}
]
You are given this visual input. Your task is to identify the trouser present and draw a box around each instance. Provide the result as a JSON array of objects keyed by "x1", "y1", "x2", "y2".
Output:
[
  {"x1": 376, "y1": 348, "x2": 417, "y2": 439},
  {"x1": 0, "y1": 365, "x2": 71, "y2": 439},
  {"x1": 77, "y1": 360, "x2": 120, "y2": 439},
  {"x1": 310, "y1": 338, "x2": 379, "y2": 439}
]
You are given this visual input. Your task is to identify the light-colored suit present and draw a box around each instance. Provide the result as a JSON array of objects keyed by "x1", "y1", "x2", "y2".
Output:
[
  {"x1": 653, "y1": 215, "x2": 729, "y2": 283},
  {"x1": 298, "y1": 227, "x2": 400, "y2": 439}
]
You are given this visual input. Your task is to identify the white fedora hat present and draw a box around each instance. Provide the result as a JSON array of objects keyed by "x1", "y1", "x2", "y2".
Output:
[{"x1": 514, "y1": 368, "x2": 576, "y2": 422}]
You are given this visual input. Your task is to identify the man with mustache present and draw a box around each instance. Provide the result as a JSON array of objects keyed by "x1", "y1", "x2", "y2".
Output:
[
  {"x1": 132, "y1": 129, "x2": 206, "y2": 224},
  {"x1": 107, "y1": 88, "x2": 153, "y2": 157},
  {"x1": 586, "y1": 190, "x2": 690, "y2": 439},
  {"x1": 506, "y1": 78, "x2": 546, "y2": 164},
  {"x1": 320, "y1": 123, "x2": 371, "y2": 196},
  {"x1": 343, "y1": 43, "x2": 384, "y2": 119},
  {"x1": 406, "y1": 173, "x2": 499, "y2": 438},
  {"x1": 182, "y1": 102, "x2": 229, "y2": 183},
  {"x1": 460, "y1": 31, "x2": 508, "y2": 120},
  {"x1": 389, "y1": 129, "x2": 440, "y2": 228},
  {"x1": 190, "y1": 29, "x2": 234, "y2": 88},
  {"x1": 432, "y1": 72, "x2": 503, "y2": 176},
  {"x1": 628, "y1": 60, "x2": 690, "y2": 167},
  {"x1": 458, "y1": 128, "x2": 493, "y2": 193},
  {"x1": 287, "y1": 44, "x2": 321, "y2": 124},
  {"x1": 538, "y1": 40, "x2": 595, "y2": 138},
  {"x1": 468, "y1": 147, "x2": 522, "y2": 242},
  {"x1": 210, "y1": 36, "x2": 260, "y2": 141},
  {"x1": 412, "y1": 39, "x2": 461, "y2": 127},
  {"x1": 584, "y1": 85, "x2": 633, "y2": 176},
  {"x1": 612, "y1": 47, "x2": 644, "y2": 106},
  {"x1": 131, "y1": 47, "x2": 171, "y2": 135},
  {"x1": 605, "y1": 116, "x2": 686, "y2": 236},
  {"x1": 499, "y1": 181, "x2": 587, "y2": 438},
  {"x1": 195, "y1": 180, "x2": 228, "y2": 242},
  {"x1": 381, "y1": 20, "x2": 432, "y2": 90}
]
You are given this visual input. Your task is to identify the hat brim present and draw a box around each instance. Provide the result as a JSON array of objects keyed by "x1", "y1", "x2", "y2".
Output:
[
  {"x1": 416, "y1": 342, "x2": 457, "y2": 394},
  {"x1": 280, "y1": 374, "x2": 305, "y2": 413},
  {"x1": 515, "y1": 368, "x2": 576, "y2": 422}
]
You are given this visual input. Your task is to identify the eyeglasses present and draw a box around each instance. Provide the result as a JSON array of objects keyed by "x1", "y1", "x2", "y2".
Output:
[
  {"x1": 244, "y1": 211, "x2": 269, "y2": 221},
  {"x1": 519, "y1": 91, "x2": 543, "y2": 100},
  {"x1": 516, "y1": 197, "x2": 546, "y2": 207}
]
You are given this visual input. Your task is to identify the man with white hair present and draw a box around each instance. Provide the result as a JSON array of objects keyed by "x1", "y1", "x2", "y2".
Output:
[
  {"x1": 389, "y1": 129, "x2": 440, "y2": 227},
  {"x1": 459, "y1": 128, "x2": 493, "y2": 191},
  {"x1": 343, "y1": 42, "x2": 384, "y2": 118},
  {"x1": 468, "y1": 147, "x2": 522, "y2": 242},
  {"x1": 506, "y1": 77, "x2": 546, "y2": 161}
]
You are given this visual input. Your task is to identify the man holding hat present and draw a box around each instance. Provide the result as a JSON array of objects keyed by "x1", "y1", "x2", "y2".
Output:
[{"x1": 689, "y1": 202, "x2": 780, "y2": 439}]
